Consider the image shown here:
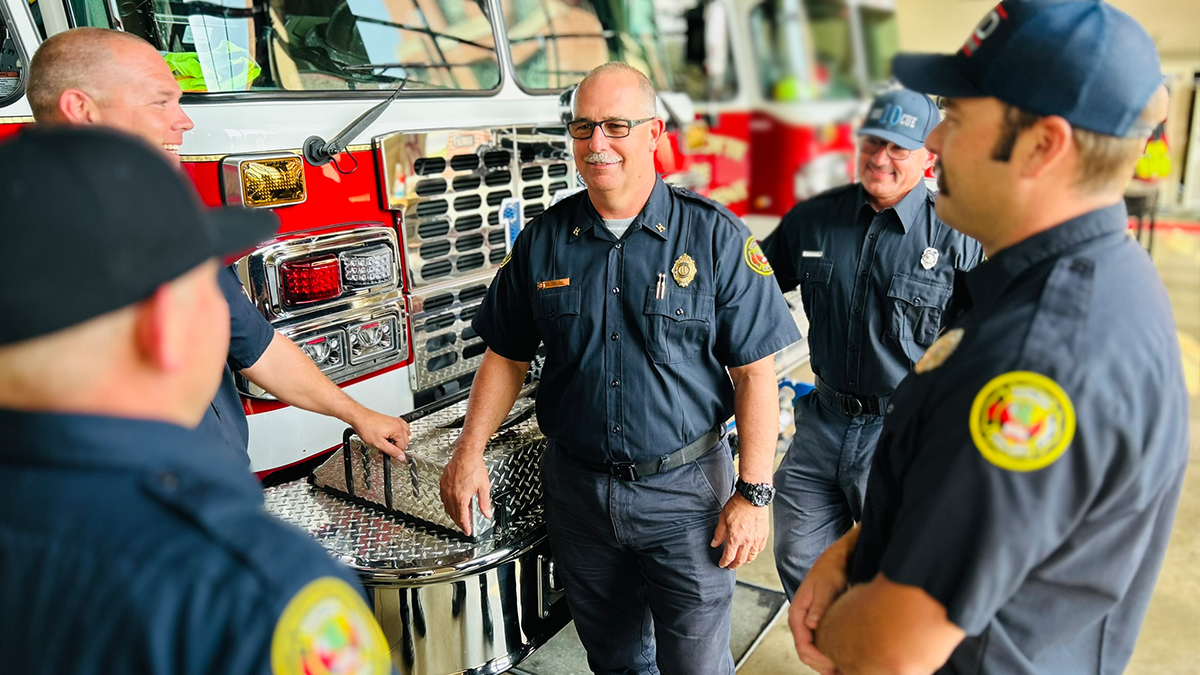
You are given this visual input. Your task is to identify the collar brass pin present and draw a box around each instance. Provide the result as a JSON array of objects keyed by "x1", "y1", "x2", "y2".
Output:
[
  {"x1": 572, "y1": 227, "x2": 580, "y2": 236},
  {"x1": 656, "y1": 223, "x2": 666, "y2": 233},
  {"x1": 672, "y1": 254, "x2": 696, "y2": 287}
]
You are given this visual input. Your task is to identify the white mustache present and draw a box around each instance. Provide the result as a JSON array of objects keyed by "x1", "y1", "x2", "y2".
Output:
[{"x1": 584, "y1": 152, "x2": 622, "y2": 165}]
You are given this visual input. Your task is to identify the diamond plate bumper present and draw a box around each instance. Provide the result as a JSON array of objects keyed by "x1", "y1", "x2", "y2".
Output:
[{"x1": 310, "y1": 396, "x2": 543, "y2": 540}]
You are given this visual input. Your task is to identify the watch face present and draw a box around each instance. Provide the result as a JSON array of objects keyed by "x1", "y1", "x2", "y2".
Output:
[{"x1": 738, "y1": 480, "x2": 775, "y2": 506}]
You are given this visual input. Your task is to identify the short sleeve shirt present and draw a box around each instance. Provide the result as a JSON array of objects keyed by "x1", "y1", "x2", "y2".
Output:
[
  {"x1": 197, "y1": 266, "x2": 274, "y2": 458},
  {"x1": 0, "y1": 409, "x2": 396, "y2": 675},
  {"x1": 761, "y1": 182, "x2": 983, "y2": 397},
  {"x1": 472, "y1": 179, "x2": 801, "y2": 463},
  {"x1": 849, "y1": 204, "x2": 1190, "y2": 674}
]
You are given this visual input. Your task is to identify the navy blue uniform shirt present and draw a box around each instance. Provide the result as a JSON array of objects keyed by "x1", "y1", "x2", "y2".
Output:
[
  {"x1": 472, "y1": 179, "x2": 800, "y2": 464},
  {"x1": 0, "y1": 409, "x2": 395, "y2": 675},
  {"x1": 761, "y1": 182, "x2": 982, "y2": 397},
  {"x1": 199, "y1": 266, "x2": 274, "y2": 457},
  {"x1": 850, "y1": 204, "x2": 1189, "y2": 674}
]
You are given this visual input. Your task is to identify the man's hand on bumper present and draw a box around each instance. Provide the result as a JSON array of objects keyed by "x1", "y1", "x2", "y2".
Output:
[
  {"x1": 350, "y1": 409, "x2": 411, "y2": 460},
  {"x1": 439, "y1": 447, "x2": 492, "y2": 537}
]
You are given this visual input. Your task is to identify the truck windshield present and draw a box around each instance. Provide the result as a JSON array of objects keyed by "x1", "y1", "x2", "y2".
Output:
[
  {"x1": 69, "y1": 0, "x2": 501, "y2": 93},
  {"x1": 501, "y1": 0, "x2": 735, "y2": 101},
  {"x1": 751, "y1": 0, "x2": 896, "y2": 101}
]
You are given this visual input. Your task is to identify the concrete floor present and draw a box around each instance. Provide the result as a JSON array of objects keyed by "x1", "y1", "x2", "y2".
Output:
[{"x1": 736, "y1": 226, "x2": 1200, "y2": 674}]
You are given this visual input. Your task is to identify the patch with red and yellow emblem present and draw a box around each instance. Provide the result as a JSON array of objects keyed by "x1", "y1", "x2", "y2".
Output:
[
  {"x1": 271, "y1": 577, "x2": 391, "y2": 675},
  {"x1": 743, "y1": 237, "x2": 773, "y2": 276},
  {"x1": 968, "y1": 371, "x2": 1075, "y2": 472}
]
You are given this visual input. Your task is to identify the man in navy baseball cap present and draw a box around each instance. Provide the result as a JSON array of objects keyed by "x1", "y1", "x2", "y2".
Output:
[
  {"x1": 788, "y1": 4, "x2": 1186, "y2": 675},
  {"x1": 858, "y1": 87, "x2": 940, "y2": 151},
  {"x1": 760, "y1": 84, "x2": 982, "y2": 604}
]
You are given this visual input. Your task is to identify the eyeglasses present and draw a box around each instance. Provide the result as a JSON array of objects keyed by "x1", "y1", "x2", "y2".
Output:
[
  {"x1": 858, "y1": 136, "x2": 913, "y2": 161},
  {"x1": 568, "y1": 117, "x2": 657, "y2": 140}
]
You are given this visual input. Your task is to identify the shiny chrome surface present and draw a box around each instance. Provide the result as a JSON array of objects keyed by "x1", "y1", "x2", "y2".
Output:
[
  {"x1": 235, "y1": 290, "x2": 408, "y2": 397},
  {"x1": 370, "y1": 536, "x2": 568, "y2": 675},
  {"x1": 409, "y1": 273, "x2": 492, "y2": 393},
  {"x1": 235, "y1": 226, "x2": 401, "y2": 323},
  {"x1": 264, "y1": 479, "x2": 570, "y2": 675},
  {"x1": 311, "y1": 397, "x2": 542, "y2": 539},
  {"x1": 377, "y1": 126, "x2": 575, "y2": 290}
]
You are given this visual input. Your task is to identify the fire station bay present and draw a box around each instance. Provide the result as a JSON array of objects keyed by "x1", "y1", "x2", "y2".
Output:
[{"x1": 1, "y1": 0, "x2": 1198, "y2": 673}]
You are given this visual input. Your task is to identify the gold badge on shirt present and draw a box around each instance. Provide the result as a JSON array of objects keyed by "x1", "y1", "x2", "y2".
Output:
[{"x1": 672, "y1": 254, "x2": 697, "y2": 287}]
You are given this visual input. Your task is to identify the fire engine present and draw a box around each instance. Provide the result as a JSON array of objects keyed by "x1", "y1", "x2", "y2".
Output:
[
  {"x1": 0, "y1": 0, "x2": 818, "y2": 671},
  {"x1": 646, "y1": 0, "x2": 898, "y2": 222}
]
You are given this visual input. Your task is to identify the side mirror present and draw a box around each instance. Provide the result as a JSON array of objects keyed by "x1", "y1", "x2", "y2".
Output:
[{"x1": 558, "y1": 87, "x2": 576, "y2": 126}]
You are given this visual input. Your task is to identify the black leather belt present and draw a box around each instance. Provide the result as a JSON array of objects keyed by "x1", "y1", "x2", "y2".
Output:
[
  {"x1": 566, "y1": 425, "x2": 726, "y2": 481},
  {"x1": 814, "y1": 377, "x2": 888, "y2": 417}
]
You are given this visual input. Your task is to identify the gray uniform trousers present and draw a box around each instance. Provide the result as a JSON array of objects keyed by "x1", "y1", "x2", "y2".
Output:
[
  {"x1": 541, "y1": 438, "x2": 737, "y2": 675},
  {"x1": 772, "y1": 390, "x2": 884, "y2": 598}
]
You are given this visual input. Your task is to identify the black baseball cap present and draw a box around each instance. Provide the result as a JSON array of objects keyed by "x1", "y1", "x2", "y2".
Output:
[
  {"x1": 892, "y1": 0, "x2": 1162, "y2": 138},
  {"x1": 0, "y1": 127, "x2": 280, "y2": 345},
  {"x1": 858, "y1": 88, "x2": 940, "y2": 150}
]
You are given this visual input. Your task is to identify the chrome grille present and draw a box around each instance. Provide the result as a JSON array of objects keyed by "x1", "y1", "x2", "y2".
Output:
[
  {"x1": 380, "y1": 127, "x2": 575, "y2": 291},
  {"x1": 410, "y1": 274, "x2": 491, "y2": 392}
]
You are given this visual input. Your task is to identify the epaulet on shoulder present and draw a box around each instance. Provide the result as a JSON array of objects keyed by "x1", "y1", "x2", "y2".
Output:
[{"x1": 668, "y1": 184, "x2": 742, "y2": 231}]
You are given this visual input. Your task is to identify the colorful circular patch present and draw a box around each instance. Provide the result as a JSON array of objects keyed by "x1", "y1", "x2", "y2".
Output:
[
  {"x1": 969, "y1": 371, "x2": 1075, "y2": 472},
  {"x1": 743, "y1": 236, "x2": 773, "y2": 276},
  {"x1": 271, "y1": 577, "x2": 391, "y2": 675}
]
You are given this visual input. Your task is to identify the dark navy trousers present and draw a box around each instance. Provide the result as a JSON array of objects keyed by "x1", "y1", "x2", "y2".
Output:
[
  {"x1": 541, "y1": 439, "x2": 737, "y2": 675},
  {"x1": 772, "y1": 391, "x2": 883, "y2": 598}
]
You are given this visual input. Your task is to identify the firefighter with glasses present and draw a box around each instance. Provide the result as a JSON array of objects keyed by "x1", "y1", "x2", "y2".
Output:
[
  {"x1": 761, "y1": 87, "x2": 983, "y2": 599},
  {"x1": 440, "y1": 62, "x2": 799, "y2": 675}
]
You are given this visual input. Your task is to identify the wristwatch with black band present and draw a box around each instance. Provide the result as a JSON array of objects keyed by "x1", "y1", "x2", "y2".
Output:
[{"x1": 735, "y1": 478, "x2": 775, "y2": 507}]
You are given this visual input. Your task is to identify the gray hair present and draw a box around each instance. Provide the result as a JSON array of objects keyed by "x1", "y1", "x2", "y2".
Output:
[{"x1": 575, "y1": 62, "x2": 658, "y2": 118}]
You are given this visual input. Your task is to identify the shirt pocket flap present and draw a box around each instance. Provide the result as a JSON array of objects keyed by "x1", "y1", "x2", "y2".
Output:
[
  {"x1": 533, "y1": 288, "x2": 581, "y2": 319},
  {"x1": 887, "y1": 273, "x2": 952, "y2": 308},
  {"x1": 799, "y1": 258, "x2": 834, "y2": 284},
  {"x1": 643, "y1": 288, "x2": 715, "y2": 322}
]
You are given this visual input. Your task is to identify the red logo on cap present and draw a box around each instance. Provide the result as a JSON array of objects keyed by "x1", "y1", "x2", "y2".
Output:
[{"x1": 961, "y1": 3, "x2": 1008, "y2": 57}]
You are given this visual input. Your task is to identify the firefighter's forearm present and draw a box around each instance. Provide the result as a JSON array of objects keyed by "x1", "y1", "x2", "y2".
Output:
[
  {"x1": 454, "y1": 349, "x2": 530, "y2": 455},
  {"x1": 241, "y1": 332, "x2": 366, "y2": 422},
  {"x1": 728, "y1": 354, "x2": 778, "y2": 484}
]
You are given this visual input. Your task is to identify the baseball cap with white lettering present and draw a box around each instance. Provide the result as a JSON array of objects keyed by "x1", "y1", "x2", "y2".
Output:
[
  {"x1": 858, "y1": 88, "x2": 939, "y2": 151},
  {"x1": 891, "y1": 0, "x2": 1162, "y2": 138}
]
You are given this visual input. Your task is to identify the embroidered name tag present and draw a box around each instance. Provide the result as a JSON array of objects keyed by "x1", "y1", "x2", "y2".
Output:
[{"x1": 536, "y1": 278, "x2": 570, "y2": 290}]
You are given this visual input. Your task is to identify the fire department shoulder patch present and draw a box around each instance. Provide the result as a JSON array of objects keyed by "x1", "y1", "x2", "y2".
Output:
[
  {"x1": 743, "y1": 236, "x2": 773, "y2": 276},
  {"x1": 271, "y1": 576, "x2": 391, "y2": 675},
  {"x1": 968, "y1": 371, "x2": 1075, "y2": 472}
]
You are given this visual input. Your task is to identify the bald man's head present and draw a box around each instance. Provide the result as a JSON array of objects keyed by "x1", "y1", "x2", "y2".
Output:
[
  {"x1": 575, "y1": 62, "x2": 657, "y2": 118},
  {"x1": 27, "y1": 28, "x2": 150, "y2": 122},
  {"x1": 27, "y1": 28, "x2": 194, "y2": 158}
]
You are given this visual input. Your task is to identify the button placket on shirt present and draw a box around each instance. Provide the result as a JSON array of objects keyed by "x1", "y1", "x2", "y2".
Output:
[
  {"x1": 605, "y1": 239, "x2": 625, "y2": 458},
  {"x1": 847, "y1": 216, "x2": 887, "y2": 391}
]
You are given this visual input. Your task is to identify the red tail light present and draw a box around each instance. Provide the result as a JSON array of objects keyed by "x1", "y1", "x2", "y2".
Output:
[{"x1": 280, "y1": 255, "x2": 342, "y2": 305}]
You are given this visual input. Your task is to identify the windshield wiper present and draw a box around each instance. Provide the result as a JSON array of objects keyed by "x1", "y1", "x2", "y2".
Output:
[{"x1": 302, "y1": 72, "x2": 409, "y2": 167}]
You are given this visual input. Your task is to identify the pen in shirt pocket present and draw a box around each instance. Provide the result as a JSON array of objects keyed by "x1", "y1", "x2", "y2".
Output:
[{"x1": 655, "y1": 272, "x2": 666, "y2": 300}]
